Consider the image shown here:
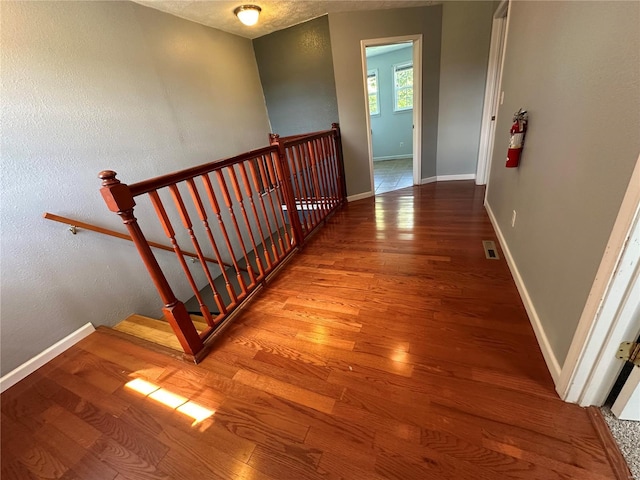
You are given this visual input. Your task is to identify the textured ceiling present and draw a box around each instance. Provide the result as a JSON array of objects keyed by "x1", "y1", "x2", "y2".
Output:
[{"x1": 133, "y1": 1, "x2": 437, "y2": 39}]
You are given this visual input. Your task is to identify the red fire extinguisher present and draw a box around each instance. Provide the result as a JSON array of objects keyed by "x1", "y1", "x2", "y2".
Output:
[{"x1": 506, "y1": 109, "x2": 528, "y2": 168}]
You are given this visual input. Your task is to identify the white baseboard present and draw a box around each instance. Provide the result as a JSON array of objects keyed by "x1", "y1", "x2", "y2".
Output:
[
  {"x1": 436, "y1": 173, "x2": 476, "y2": 182},
  {"x1": 0, "y1": 323, "x2": 95, "y2": 393},
  {"x1": 485, "y1": 202, "x2": 562, "y2": 384},
  {"x1": 347, "y1": 191, "x2": 374, "y2": 202},
  {"x1": 373, "y1": 155, "x2": 413, "y2": 162},
  {"x1": 420, "y1": 176, "x2": 437, "y2": 185}
]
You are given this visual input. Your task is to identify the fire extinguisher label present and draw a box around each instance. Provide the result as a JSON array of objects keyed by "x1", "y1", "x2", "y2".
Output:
[{"x1": 509, "y1": 132, "x2": 524, "y2": 148}]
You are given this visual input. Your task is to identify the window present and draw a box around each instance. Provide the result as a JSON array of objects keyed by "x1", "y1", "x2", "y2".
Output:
[
  {"x1": 393, "y1": 62, "x2": 413, "y2": 112},
  {"x1": 367, "y1": 69, "x2": 379, "y2": 116}
]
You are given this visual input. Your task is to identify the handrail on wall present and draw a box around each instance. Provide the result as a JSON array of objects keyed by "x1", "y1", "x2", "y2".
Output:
[{"x1": 42, "y1": 212, "x2": 236, "y2": 269}]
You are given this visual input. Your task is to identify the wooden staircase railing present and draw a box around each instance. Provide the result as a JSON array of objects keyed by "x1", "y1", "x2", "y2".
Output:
[
  {"x1": 42, "y1": 212, "x2": 238, "y2": 270},
  {"x1": 99, "y1": 124, "x2": 346, "y2": 361},
  {"x1": 270, "y1": 124, "x2": 347, "y2": 242}
]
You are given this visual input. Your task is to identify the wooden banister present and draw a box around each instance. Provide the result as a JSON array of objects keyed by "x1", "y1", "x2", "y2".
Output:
[
  {"x1": 42, "y1": 212, "x2": 236, "y2": 270},
  {"x1": 97, "y1": 123, "x2": 346, "y2": 361},
  {"x1": 99, "y1": 170, "x2": 204, "y2": 355},
  {"x1": 129, "y1": 145, "x2": 278, "y2": 197}
]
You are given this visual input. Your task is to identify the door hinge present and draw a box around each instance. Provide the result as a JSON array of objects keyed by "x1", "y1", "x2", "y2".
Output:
[{"x1": 617, "y1": 342, "x2": 640, "y2": 367}]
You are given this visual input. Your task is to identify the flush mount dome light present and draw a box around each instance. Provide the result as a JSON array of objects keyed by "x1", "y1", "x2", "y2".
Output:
[{"x1": 234, "y1": 5, "x2": 261, "y2": 26}]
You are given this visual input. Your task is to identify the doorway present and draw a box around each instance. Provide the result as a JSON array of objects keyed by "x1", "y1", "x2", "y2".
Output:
[{"x1": 361, "y1": 35, "x2": 422, "y2": 195}]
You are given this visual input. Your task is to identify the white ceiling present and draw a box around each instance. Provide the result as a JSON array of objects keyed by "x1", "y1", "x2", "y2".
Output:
[{"x1": 133, "y1": 1, "x2": 437, "y2": 39}]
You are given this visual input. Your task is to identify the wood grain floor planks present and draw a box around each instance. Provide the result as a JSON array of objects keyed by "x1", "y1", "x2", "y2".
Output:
[{"x1": 0, "y1": 182, "x2": 627, "y2": 479}]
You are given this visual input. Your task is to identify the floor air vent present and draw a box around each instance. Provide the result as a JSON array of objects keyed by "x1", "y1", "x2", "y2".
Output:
[{"x1": 482, "y1": 240, "x2": 500, "y2": 260}]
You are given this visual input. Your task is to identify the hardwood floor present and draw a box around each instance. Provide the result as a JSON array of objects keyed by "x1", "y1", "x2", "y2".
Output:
[{"x1": 1, "y1": 182, "x2": 622, "y2": 479}]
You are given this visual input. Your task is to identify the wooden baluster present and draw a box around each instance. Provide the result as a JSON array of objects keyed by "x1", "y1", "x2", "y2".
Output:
[
  {"x1": 214, "y1": 169, "x2": 259, "y2": 285},
  {"x1": 148, "y1": 190, "x2": 214, "y2": 326},
  {"x1": 328, "y1": 135, "x2": 340, "y2": 204},
  {"x1": 99, "y1": 171, "x2": 203, "y2": 356},
  {"x1": 287, "y1": 146, "x2": 311, "y2": 233},
  {"x1": 247, "y1": 158, "x2": 280, "y2": 262},
  {"x1": 329, "y1": 135, "x2": 346, "y2": 203},
  {"x1": 319, "y1": 136, "x2": 336, "y2": 207},
  {"x1": 168, "y1": 184, "x2": 226, "y2": 320},
  {"x1": 312, "y1": 138, "x2": 331, "y2": 217},
  {"x1": 332, "y1": 123, "x2": 348, "y2": 203},
  {"x1": 296, "y1": 143, "x2": 320, "y2": 228},
  {"x1": 257, "y1": 153, "x2": 286, "y2": 258},
  {"x1": 271, "y1": 136, "x2": 304, "y2": 246},
  {"x1": 238, "y1": 161, "x2": 272, "y2": 270},
  {"x1": 306, "y1": 139, "x2": 325, "y2": 220},
  {"x1": 286, "y1": 146, "x2": 306, "y2": 231},
  {"x1": 321, "y1": 136, "x2": 338, "y2": 208},
  {"x1": 227, "y1": 165, "x2": 265, "y2": 278},
  {"x1": 201, "y1": 173, "x2": 248, "y2": 295},
  {"x1": 264, "y1": 150, "x2": 293, "y2": 251},
  {"x1": 322, "y1": 136, "x2": 338, "y2": 210},
  {"x1": 186, "y1": 178, "x2": 238, "y2": 305},
  {"x1": 304, "y1": 141, "x2": 324, "y2": 225}
]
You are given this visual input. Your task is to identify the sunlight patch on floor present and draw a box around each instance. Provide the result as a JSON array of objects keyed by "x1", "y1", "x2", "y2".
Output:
[{"x1": 125, "y1": 378, "x2": 214, "y2": 426}]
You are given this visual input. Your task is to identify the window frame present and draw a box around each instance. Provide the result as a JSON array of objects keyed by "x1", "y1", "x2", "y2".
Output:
[
  {"x1": 393, "y1": 61, "x2": 414, "y2": 112},
  {"x1": 367, "y1": 69, "x2": 380, "y2": 116}
]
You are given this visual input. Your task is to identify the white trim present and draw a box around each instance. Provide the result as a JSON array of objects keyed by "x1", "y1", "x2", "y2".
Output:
[
  {"x1": 485, "y1": 202, "x2": 562, "y2": 383},
  {"x1": 494, "y1": 0, "x2": 508, "y2": 18},
  {"x1": 0, "y1": 323, "x2": 95, "y2": 393},
  {"x1": 476, "y1": 7, "x2": 507, "y2": 186},
  {"x1": 361, "y1": 35, "x2": 423, "y2": 195},
  {"x1": 437, "y1": 174, "x2": 476, "y2": 182},
  {"x1": 373, "y1": 155, "x2": 413, "y2": 162},
  {"x1": 411, "y1": 38, "x2": 423, "y2": 187},
  {"x1": 484, "y1": 0, "x2": 513, "y2": 204},
  {"x1": 347, "y1": 191, "x2": 374, "y2": 202},
  {"x1": 558, "y1": 154, "x2": 640, "y2": 405},
  {"x1": 420, "y1": 176, "x2": 437, "y2": 185}
]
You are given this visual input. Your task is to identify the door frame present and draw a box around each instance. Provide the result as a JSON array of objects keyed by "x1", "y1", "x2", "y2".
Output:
[
  {"x1": 360, "y1": 35, "x2": 423, "y2": 193},
  {"x1": 558, "y1": 154, "x2": 640, "y2": 406},
  {"x1": 476, "y1": 0, "x2": 509, "y2": 186}
]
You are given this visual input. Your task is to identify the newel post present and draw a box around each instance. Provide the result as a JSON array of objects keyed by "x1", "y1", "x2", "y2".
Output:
[
  {"x1": 269, "y1": 135, "x2": 305, "y2": 246},
  {"x1": 331, "y1": 123, "x2": 348, "y2": 204},
  {"x1": 98, "y1": 170, "x2": 203, "y2": 356}
]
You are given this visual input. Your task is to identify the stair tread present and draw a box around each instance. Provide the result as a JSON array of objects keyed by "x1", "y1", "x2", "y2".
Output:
[
  {"x1": 114, "y1": 314, "x2": 211, "y2": 351},
  {"x1": 114, "y1": 318, "x2": 183, "y2": 351},
  {"x1": 121, "y1": 313, "x2": 210, "y2": 333}
]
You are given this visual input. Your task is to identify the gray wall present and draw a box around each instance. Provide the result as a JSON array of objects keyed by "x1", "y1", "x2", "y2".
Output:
[
  {"x1": 436, "y1": 1, "x2": 494, "y2": 177},
  {"x1": 253, "y1": 16, "x2": 338, "y2": 137},
  {"x1": 328, "y1": 6, "x2": 442, "y2": 197},
  {"x1": 367, "y1": 47, "x2": 414, "y2": 160},
  {"x1": 486, "y1": 1, "x2": 640, "y2": 366},
  {"x1": 0, "y1": 1, "x2": 271, "y2": 375}
]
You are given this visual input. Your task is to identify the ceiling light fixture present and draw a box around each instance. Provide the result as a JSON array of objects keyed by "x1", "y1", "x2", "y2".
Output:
[{"x1": 234, "y1": 5, "x2": 262, "y2": 26}]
